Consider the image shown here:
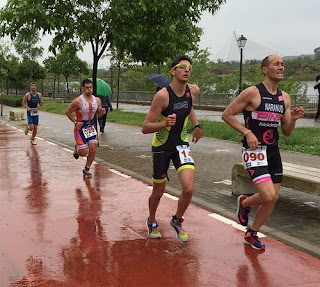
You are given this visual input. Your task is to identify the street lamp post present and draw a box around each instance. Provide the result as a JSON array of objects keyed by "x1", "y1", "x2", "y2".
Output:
[
  {"x1": 237, "y1": 34, "x2": 247, "y2": 95},
  {"x1": 110, "y1": 58, "x2": 114, "y2": 100}
]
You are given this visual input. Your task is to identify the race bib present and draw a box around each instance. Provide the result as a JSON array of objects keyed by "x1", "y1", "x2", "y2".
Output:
[
  {"x1": 242, "y1": 146, "x2": 267, "y2": 169},
  {"x1": 82, "y1": 125, "x2": 97, "y2": 139},
  {"x1": 176, "y1": 145, "x2": 194, "y2": 164},
  {"x1": 30, "y1": 108, "x2": 38, "y2": 116}
]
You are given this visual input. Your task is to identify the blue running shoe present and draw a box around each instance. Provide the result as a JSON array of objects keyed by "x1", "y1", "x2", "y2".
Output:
[
  {"x1": 236, "y1": 195, "x2": 252, "y2": 226},
  {"x1": 83, "y1": 166, "x2": 92, "y2": 178},
  {"x1": 146, "y1": 218, "x2": 161, "y2": 239},
  {"x1": 170, "y1": 215, "x2": 189, "y2": 242},
  {"x1": 244, "y1": 229, "x2": 265, "y2": 250}
]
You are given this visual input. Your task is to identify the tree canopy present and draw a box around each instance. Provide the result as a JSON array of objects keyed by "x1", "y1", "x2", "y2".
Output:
[{"x1": 0, "y1": 0, "x2": 226, "y2": 95}]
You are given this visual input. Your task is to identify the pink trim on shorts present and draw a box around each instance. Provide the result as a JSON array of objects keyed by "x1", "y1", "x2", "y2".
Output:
[{"x1": 253, "y1": 174, "x2": 272, "y2": 186}]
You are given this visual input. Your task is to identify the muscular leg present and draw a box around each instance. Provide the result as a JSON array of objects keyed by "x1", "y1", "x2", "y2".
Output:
[
  {"x1": 243, "y1": 182, "x2": 280, "y2": 231},
  {"x1": 28, "y1": 124, "x2": 34, "y2": 133},
  {"x1": 85, "y1": 142, "x2": 97, "y2": 168},
  {"x1": 149, "y1": 181, "x2": 166, "y2": 223},
  {"x1": 32, "y1": 124, "x2": 38, "y2": 139},
  {"x1": 176, "y1": 168, "x2": 195, "y2": 219}
]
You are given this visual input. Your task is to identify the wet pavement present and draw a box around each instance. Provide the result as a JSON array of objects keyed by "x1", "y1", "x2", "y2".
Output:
[
  {"x1": 1, "y1": 118, "x2": 320, "y2": 286},
  {"x1": 1, "y1": 103, "x2": 320, "y2": 254}
]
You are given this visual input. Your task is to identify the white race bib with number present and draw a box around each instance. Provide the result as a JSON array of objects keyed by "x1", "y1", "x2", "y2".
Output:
[
  {"x1": 82, "y1": 125, "x2": 97, "y2": 139},
  {"x1": 30, "y1": 108, "x2": 38, "y2": 116},
  {"x1": 242, "y1": 146, "x2": 268, "y2": 169},
  {"x1": 176, "y1": 145, "x2": 194, "y2": 164}
]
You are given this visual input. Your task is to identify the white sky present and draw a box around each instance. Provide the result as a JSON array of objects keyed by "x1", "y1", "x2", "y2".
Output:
[{"x1": 1, "y1": 0, "x2": 320, "y2": 66}]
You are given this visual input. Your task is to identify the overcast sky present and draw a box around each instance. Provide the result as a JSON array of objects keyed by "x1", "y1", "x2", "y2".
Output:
[{"x1": 1, "y1": 0, "x2": 319, "y2": 66}]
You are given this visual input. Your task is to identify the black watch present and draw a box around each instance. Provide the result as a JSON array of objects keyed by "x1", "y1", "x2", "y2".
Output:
[{"x1": 194, "y1": 124, "x2": 202, "y2": 129}]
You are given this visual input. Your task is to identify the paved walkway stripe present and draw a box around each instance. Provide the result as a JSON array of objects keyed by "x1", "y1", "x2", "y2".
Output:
[
  {"x1": 208, "y1": 213, "x2": 266, "y2": 238},
  {"x1": 109, "y1": 168, "x2": 132, "y2": 178}
]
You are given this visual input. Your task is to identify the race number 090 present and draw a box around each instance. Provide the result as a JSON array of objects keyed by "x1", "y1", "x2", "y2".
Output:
[{"x1": 243, "y1": 152, "x2": 265, "y2": 162}]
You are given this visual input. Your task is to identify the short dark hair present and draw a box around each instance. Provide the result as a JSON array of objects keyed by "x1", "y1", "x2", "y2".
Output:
[
  {"x1": 29, "y1": 82, "x2": 36, "y2": 88},
  {"x1": 261, "y1": 55, "x2": 272, "y2": 70},
  {"x1": 82, "y1": 78, "x2": 92, "y2": 87},
  {"x1": 170, "y1": 55, "x2": 192, "y2": 69}
]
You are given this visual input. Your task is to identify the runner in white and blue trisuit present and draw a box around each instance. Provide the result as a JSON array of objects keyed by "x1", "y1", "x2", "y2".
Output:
[
  {"x1": 22, "y1": 82, "x2": 44, "y2": 145},
  {"x1": 222, "y1": 55, "x2": 304, "y2": 250}
]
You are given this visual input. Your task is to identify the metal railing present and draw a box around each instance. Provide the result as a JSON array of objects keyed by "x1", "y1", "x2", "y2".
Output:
[{"x1": 116, "y1": 91, "x2": 319, "y2": 111}]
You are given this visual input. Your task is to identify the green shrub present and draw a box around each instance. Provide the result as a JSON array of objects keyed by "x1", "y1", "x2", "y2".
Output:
[{"x1": 0, "y1": 94, "x2": 23, "y2": 107}]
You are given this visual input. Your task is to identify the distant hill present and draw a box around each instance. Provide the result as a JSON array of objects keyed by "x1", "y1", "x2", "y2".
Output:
[{"x1": 283, "y1": 54, "x2": 314, "y2": 60}]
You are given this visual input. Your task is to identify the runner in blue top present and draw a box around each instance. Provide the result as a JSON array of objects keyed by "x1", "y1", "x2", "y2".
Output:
[
  {"x1": 222, "y1": 55, "x2": 304, "y2": 250},
  {"x1": 22, "y1": 82, "x2": 44, "y2": 145}
]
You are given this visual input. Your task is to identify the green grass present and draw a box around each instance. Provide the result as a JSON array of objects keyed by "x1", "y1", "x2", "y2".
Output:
[{"x1": 37, "y1": 99, "x2": 320, "y2": 156}]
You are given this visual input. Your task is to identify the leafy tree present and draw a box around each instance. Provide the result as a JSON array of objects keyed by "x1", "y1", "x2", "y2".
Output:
[
  {"x1": 43, "y1": 56, "x2": 62, "y2": 98},
  {"x1": 0, "y1": 0, "x2": 226, "y2": 96},
  {"x1": 314, "y1": 47, "x2": 320, "y2": 61},
  {"x1": 14, "y1": 34, "x2": 43, "y2": 62},
  {"x1": 55, "y1": 46, "x2": 89, "y2": 94}
]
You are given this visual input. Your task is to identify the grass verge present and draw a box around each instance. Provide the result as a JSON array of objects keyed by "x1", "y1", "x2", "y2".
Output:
[{"x1": 38, "y1": 99, "x2": 320, "y2": 156}]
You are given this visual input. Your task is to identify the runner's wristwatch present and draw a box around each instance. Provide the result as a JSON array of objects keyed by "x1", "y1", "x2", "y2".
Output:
[{"x1": 194, "y1": 124, "x2": 202, "y2": 129}]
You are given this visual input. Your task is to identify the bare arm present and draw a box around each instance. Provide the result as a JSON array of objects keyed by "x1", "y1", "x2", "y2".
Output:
[
  {"x1": 280, "y1": 92, "x2": 304, "y2": 136},
  {"x1": 95, "y1": 97, "x2": 106, "y2": 118},
  {"x1": 22, "y1": 93, "x2": 31, "y2": 111},
  {"x1": 142, "y1": 89, "x2": 175, "y2": 134},
  {"x1": 66, "y1": 98, "x2": 83, "y2": 129},
  {"x1": 222, "y1": 87, "x2": 260, "y2": 149},
  {"x1": 38, "y1": 93, "x2": 44, "y2": 106},
  {"x1": 188, "y1": 84, "x2": 203, "y2": 143}
]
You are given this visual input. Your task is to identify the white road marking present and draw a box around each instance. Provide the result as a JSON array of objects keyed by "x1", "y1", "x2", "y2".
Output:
[
  {"x1": 208, "y1": 213, "x2": 266, "y2": 238},
  {"x1": 47, "y1": 142, "x2": 57, "y2": 146},
  {"x1": 215, "y1": 149, "x2": 229, "y2": 152},
  {"x1": 109, "y1": 168, "x2": 131, "y2": 178},
  {"x1": 304, "y1": 201, "x2": 317, "y2": 207},
  {"x1": 164, "y1": 193, "x2": 179, "y2": 200},
  {"x1": 137, "y1": 155, "x2": 151, "y2": 158},
  {"x1": 213, "y1": 179, "x2": 232, "y2": 185}
]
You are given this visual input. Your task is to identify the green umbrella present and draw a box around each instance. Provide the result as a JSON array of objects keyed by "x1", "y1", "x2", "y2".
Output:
[{"x1": 89, "y1": 78, "x2": 112, "y2": 97}]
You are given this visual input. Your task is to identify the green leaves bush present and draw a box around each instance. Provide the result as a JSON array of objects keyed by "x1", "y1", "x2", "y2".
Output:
[{"x1": 0, "y1": 94, "x2": 23, "y2": 107}]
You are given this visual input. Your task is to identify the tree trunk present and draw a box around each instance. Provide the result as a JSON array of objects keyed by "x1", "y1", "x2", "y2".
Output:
[{"x1": 66, "y1": 76, "x2": 69, "y2": 94}]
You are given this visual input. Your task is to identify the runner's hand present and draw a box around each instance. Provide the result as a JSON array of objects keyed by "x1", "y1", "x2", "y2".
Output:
[
  {"x1": 192, "y1": 127, "x2": 203, "y2": 143},
  {"x1": 75, "y1": 122, "x2": 83, "y2": 130},
  {"x1": 166, "y1": 113, "x2": 176, "y2": 127},
  {"x1": 245, "y1": 132, "x2": 260, "y2": 150},
  {"x1": 292, "y1": 106, "x2": 304, "y2": 120}
]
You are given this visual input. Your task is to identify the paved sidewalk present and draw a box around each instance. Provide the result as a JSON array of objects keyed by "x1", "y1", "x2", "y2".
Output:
[
  {"x1": 1, "y1": 104, "x2": 320, "y2": 259},
  {"x1": 1, "y1": 119, "x2": 320, "y2": 286}
]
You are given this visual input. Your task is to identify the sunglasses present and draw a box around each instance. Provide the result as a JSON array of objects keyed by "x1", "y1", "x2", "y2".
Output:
[{"x1": 173, "y1": 63, "x2": 192, "y2": 71}]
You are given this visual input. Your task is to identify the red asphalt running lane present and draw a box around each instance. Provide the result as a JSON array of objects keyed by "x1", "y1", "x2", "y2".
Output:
[{"x1": 1, "y1": 120, "x2": 320, "y2": 287}]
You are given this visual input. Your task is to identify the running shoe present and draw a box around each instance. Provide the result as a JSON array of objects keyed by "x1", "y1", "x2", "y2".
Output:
[
  {"x1": 244, "y1": 229, "x2": 265, "y2": 250},
  {"x1": 83, "y1": 166, "x2": 92, "y2": 178},
  {"x1": 146, "y1": 218, "x2": 161, "y2": 239},
  {"x1": 236, "y1": 195, "x2": 252, "y2": 226},
  {"x1": 73, "y1": 145, "x2": 79, "y2": 159},
  {"x1": 24, "y1": 125, "x2": 28, "y2": 135},
  {"x1": 170, "y1": 215, "x2": 189, "y2": 242},
  {"x1": 31, "y1": 139, "x2": 36, "y2": 145}
]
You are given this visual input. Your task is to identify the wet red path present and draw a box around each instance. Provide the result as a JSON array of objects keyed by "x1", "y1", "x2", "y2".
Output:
[{"x1": 1, "y1": 120, "x2": 320, "y2": 287}]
